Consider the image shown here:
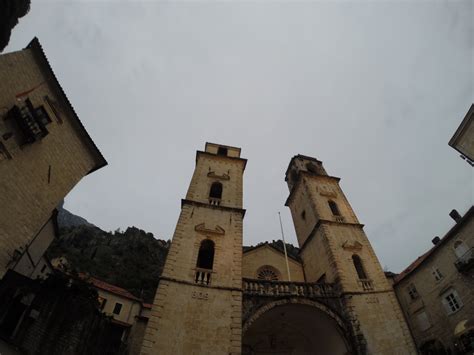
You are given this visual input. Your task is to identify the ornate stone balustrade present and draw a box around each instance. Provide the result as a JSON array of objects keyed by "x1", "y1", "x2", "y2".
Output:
[
  {"x1": 195, "y1": 268, "x2": 212, "y2": 285},
  {"x1": 358, "y1": 279, "x2": 374, "y2": 291},
  {"x1": 208, "y1": 197, "x2": 221, "y2": 206},
  {"x1": 242, "y1": 278, "x2": 337, "y2": 298}
]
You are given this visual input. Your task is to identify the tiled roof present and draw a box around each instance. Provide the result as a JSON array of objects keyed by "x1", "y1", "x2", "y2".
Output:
[
  {"x1": 79, "y1": 273, "x2": 141, "y2": 302},
  {"x1": 394, "y1": 206, "x2": 473, "y2": 284}
]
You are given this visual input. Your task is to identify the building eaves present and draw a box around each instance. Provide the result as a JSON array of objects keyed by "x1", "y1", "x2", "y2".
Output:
[
  {"x1": 25, "y1": 37, "x2": 107, "y2": 175},
  {"x1": 80, "y1": 274, "x2": 142, "y2": 302},
  {"x1": 448, "y1": 104, "x2": 474, "y2": 160}
]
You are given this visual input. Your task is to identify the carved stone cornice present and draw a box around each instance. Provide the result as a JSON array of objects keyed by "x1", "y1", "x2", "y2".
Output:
[
  {"x1": 195, "y1": 223, "x2": 225, "y2": 235},
  {"x1": 342, "y1": 240, "x2": 363, "y2": 252},
  {"x1": 181, "y1": 199, "x2": 246, "y2": 217},
  {"x1": 207, "y1": 171, "x2": 230, "y2": 180},
  {"x1": 299, "y1": 220, "x2": 365, "y2": 254}
]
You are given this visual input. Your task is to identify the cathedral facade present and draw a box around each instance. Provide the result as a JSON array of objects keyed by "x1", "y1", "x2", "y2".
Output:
[{"x1": 140, "y1": 143, "x2": 416, "y2": 355}]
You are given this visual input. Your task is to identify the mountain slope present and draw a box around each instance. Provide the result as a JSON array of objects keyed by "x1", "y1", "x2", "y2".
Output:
[{"x1": 47, "y1": 225, "x2": 170, "y2": 303}]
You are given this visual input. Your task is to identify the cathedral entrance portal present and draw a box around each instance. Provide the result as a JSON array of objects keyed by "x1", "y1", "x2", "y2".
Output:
[{"x1": 243, "y1": 299, "x2": 352, "y2": 355}]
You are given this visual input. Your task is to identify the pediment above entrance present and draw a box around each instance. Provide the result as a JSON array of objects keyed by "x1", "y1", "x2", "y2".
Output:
[
  {"x1": 207, "y1": 171, "x2": 230, "y2": 180},
  {"x1": 194, "y1": 223, "x2": 225, "y2": 235},
  {"x1": 342, "y1": 240, "x2": 363, "y2": 252}
]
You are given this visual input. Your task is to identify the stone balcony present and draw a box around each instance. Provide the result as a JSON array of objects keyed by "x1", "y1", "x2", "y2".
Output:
[
  {"x1": 454, "y1": 247, "x2": 474, "y2": 273},
  {"x1": 242, "y1": 278, "x2": 337, "y2": 298}
]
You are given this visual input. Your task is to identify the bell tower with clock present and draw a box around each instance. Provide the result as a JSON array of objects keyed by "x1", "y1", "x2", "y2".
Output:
[
  {"x1": 285, "y1": 155, "x2": 416, "y2": 354},
  {"x1": 141, "y1": 143, "x2": 246, "y2": 355}
]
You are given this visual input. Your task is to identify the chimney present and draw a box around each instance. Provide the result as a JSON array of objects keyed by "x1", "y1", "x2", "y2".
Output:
[
  {"x1": 449, "y1": 209, "x2": 462, "y2": 222},
  {"x1": 432, "y1": 236, "x2": 441, "y2": 245}
]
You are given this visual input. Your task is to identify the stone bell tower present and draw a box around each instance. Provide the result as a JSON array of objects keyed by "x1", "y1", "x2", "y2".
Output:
[
  {"x1": 141, "y1": 143, "x2": 246, "y2": 355},
  {"x1": 285, "y1": 155, "x2": 416, "y2": 354}
]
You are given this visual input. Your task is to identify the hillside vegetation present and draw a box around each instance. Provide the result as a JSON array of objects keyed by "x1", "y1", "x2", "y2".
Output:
[
  {"x1": 47, "y1": 225, "x2": 170, "y2": 303},
  {"x1": 48, "y1": 209, "x2": 300, "y2": 303}
]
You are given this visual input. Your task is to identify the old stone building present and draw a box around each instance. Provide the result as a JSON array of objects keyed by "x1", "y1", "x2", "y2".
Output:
[
  {"x1": 80, "y1": 274, "x2": 153, "y2": 355},
  {"x1": 0, "y1": 38, "x2": 107, "y2": 279},
  {"x1": 142, "y1": 143, "x2": 417, "y2": 354},
  {"x1": 394, "y1": 207, "x2": 474, "y2": 354},
  {"x1": 449, "y1": 104, "x2": 474, "y2": 165}
]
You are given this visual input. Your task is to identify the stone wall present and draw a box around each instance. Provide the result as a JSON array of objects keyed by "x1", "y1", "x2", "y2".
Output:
[
  {"x1": 242, "y1": 244, "x2": 305, "y2": 281},
  {"x1": 0, "y1": 42, "x2": 105, "y2": 278}
]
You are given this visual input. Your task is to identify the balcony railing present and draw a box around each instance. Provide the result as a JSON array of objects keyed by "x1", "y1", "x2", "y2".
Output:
[
  {"x1": 358, "y1": 279, "x2": 374, "y2": 291},
  {"x1": 9, "y1": 102, "x2": 49, "y2": 144},
  {"x1": 195, "y1": 268, "x2": 212, "y2": 285},
  {"x1": 242, "y1": 278, "x2": 336, "y2": 298},
  {"x1": 455, "y1": 248, "x2": 474, "y2": 273},
  {"x1": 209, "y1": 197, "x2": 221, "y2": 206}
]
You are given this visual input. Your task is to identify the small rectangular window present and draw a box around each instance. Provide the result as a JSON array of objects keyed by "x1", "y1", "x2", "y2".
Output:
[
  {"x1": 407, "y1": 284, "x2": 419, "y2": 300},
  {"x1": 217, "y1": 147, "x2": 228, "y2": 156},
  {"x1": 442, "y1": 290, "x2": 463, "y2": 315},
  {"x1": 301, "y1": 210, "x2": 306, "y2": 220},
  {"x1": 113, "y1": 302, "x2": 123, "y2": 315},
  {"x1": 431, "y1": 267, "x2": 443, "y2": 281}
]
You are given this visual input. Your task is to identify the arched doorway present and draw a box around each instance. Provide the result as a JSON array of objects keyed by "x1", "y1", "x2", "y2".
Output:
[{"x1": 243, "y1": 299, "x2": 352, "y2": 355}]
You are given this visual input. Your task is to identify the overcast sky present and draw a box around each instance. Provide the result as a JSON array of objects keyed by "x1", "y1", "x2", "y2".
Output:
[{"x1": 7, "y1": 0, "x2": 473, "y2": 272}]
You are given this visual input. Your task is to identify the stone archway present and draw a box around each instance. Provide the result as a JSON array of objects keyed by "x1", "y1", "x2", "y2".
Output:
[{"x1": 243, "y1": 298, "x2": 352, "y2": 355}]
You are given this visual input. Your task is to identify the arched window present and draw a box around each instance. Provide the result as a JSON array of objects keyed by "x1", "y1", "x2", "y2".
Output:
[
  {"x1": 256, "y1": 266, "x2": 280, "y2": 281},
  {"x1": 328, "y1": 200, "x2": 340, "y2": 216},
  {"x1": 352, "y1": 255, "x2": 367, "y2": 279},
  {"x1": 209, "y1": 182, "x2": 223, "y2": 199},
  {"x1": 196, "y1": 240, "x2": 215, "y2": 270}
]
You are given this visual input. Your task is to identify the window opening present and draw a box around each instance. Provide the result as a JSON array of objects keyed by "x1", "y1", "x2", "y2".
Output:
[
  {"x1": 257, "y1": 266, "x2": 280, "y2": 281},
  {"x1": 217, "y1": 147, "x2": 228, "y2": 156},
  {"x1": 196, "y1": 240, "x2": 215, "y2": 270},
  {"x1": 99, "y1": 298, "x2": 107, "y2": 310},
  {"x1": 301, "y1": 210, "x2": 306, "y2": 220},
  {"x1": 306, "y1": 162, "x2": 318, "y2": 174},
  {"x1": 442, "y1": 290, "x2": 463, "y2": 314},
  {"x1": 407, "y1": 284, "x2": 419, "y2": 300},
  {"x1": 328, "y1": 200, "x2": 341, "y2": 216},
  {"x1": 431, "y1": 267, "x2": 443, "y2": 281},
  {"x1": 113, "y1": 302, "x2": 122, "y2": 315},
  {"x1": 352, "y1": 255, "x2": 367, "y2": 279},
  {"x1": 209, "y1": 182, "x2": 223, "y2": 200}
]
